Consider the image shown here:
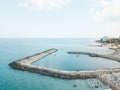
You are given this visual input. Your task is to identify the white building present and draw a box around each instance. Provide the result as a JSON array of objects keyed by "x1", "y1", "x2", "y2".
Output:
[{"x1": 101, "y1": 36, "x2": 109, "y2": 42}]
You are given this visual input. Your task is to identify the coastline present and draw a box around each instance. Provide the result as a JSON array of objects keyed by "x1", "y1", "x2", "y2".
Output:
[{"x1": 68, "y1": 48, "x2": 120, "y2": 62}]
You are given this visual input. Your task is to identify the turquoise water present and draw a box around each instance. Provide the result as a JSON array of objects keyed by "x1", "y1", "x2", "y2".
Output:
[
  {"x1": 0, "y1": 38, "x2": 119, "y2": 90},
  {"x1": 33, "y1": 50, "x2": 120, "y2": 71}
]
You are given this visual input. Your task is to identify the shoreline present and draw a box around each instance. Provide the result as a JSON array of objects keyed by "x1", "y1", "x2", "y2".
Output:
[{"x1": 68, "y1": 48, "x2": 120, "y2": 62}]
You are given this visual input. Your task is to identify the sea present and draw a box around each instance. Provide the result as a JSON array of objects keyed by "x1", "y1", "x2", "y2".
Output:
[{"x1": 0, "y1": 38, "x2": 120, "y2": 90}]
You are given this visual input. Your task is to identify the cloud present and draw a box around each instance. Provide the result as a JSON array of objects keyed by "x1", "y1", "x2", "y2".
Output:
[
  {"x1": 91, "y1": 0, "x2": 120, "y2": 21},
  {"x1": 90, "y1": 0, "x2": 120, "y2": 38},
  {"x1": 19, "y1": 0, "x2": 72, "y2": 11}
]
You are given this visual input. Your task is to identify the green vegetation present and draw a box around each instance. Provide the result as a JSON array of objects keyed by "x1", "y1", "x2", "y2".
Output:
[
  {"x1": 97, "y1": 36, "x2": 120, "y2": 44},
  {"x1": 106, "y1": 38, "x2": 120, "y2": 44}
]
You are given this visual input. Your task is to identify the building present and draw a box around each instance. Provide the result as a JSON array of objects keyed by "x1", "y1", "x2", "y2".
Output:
[{"x1": 100, "y1": 36, "x2": 109, "y2": 42}]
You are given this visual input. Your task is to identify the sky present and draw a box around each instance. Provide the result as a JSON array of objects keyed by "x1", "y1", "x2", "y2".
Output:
[{"x1": 0, "y1": 0, "x2": 120, "y2": 38}]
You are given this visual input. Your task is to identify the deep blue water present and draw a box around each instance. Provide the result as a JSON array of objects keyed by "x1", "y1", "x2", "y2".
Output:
[{"x1": 0, "y1": 38, "x2": 119, "y2": 90}]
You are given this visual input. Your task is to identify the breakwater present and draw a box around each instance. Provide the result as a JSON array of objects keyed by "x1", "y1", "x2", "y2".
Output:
[
  {"x1": 9, "y1": 48, "x2": 120, "y2": 79},
  {"x1": 9, "y1": 48, "x2": 57, "y2": 66},
  {"x1": 9, "y1": 48, "x2": 120, "y2": 90},
  {"x1": 68, "y1": 49, "x2": 120, "y2": 62},
  {"x1": 68, "y1": 49, "x2": 120, "y2": 89},
  {"x1": 100, "y1": 74, "x2": 120, "y2": 90}
]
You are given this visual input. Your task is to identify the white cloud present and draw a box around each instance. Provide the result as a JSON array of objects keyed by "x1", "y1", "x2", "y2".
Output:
[
  {"x1": 19, "y1": 0, "x2": 72, "y2": 11},
  {"x1": 90, "y1": 0, "x2": 120, "y2": 37},
  {"x1": 91, "y1": 0, "x2": 120, "y2": 21}
]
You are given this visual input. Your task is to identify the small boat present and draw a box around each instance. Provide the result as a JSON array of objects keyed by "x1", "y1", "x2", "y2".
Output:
[{"x1": 104, "y1": 89, "x2": 111, "y2": 90}]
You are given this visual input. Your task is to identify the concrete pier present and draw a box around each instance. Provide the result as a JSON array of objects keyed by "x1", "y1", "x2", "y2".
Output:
[{"x1": 20, "y1": 49, "x2": 57, "y2": 64}]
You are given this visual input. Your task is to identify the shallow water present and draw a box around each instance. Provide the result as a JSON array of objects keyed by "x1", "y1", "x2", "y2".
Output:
[{"x1": 0, "y1": 38, "x2": 117, "y2": 90}]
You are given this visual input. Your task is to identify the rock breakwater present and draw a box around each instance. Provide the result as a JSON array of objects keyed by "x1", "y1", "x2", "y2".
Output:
[
  {"x1": 9, "y1": 49, "x2": 120, "y2": 79},
  {"x1": 68, "y1": 49, "x2": 120, "y2": 62}
]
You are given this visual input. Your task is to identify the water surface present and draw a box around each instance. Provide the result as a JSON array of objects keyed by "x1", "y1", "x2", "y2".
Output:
[{"x1": 0, "y1": 38, "x2": 117, "y2": 90}]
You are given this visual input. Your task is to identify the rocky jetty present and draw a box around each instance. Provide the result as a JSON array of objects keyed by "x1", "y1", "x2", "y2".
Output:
[
  {"x1": 9, "y1": 48, "x2": 120, "y2": 79},
  {"x1": 68, "y1": 49, "x2": 120, "y2": 90},
  {"x1": 9, "y1": 48, "x2": 120, "y2": 90},
  {"x1": 68, "y1": 49, "x2": 120, "y2": 62},
  {"x1": 100, "y1": 73, "x2": 120, "y2": 90}
]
